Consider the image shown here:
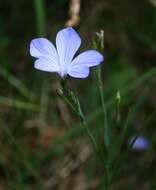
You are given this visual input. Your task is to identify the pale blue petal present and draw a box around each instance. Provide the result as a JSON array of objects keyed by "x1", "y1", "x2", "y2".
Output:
[
  {"x1": 56, "y1": 27, "x2": 81, "y2": 68},
  {"x1": 30, "y1": 38, "x2": 58, "y2": 60},
  {"x1": 129, "y1": 135, "x2": 150, "y2": 151},
  {"x1": 71, "y1": 50, "x2": 104, "y2": 67},
  {"x1": 68, "y1": 65, "x2": 89, "y2": 78},
  {"x1": 34, "y1": 57, "x2": 59, "y2": 73}
]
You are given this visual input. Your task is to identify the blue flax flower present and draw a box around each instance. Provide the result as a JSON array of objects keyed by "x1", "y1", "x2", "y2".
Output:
[
  {"x1": 129, "y1": 135, "x2": 150, "y2": 151},
  {"x1": 30, "y1": 27, "x2": 104, "y2": 78}
]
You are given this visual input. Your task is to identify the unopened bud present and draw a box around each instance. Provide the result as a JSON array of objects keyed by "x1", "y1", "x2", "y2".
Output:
[
  {"x1": 56, "y1": 88, "x2": 64, "y2": 96},
  {"x1": 116, "y1": 90, "x2": 121, "y2": 104}
]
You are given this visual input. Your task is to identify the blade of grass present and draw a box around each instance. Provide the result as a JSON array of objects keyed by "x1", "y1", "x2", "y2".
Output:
[
  {"x1": 34, "y1": 0, "x2": 46, "y2": 36},
  {"x1": 33, "y1": 0, "x2": 48, "y2": 123},
  {"x1": 0, "y1": 96, "x2": 39, "y2": 111},
  {"x1": 1, "y1": 124, "x2": 42, "y2": 183},
  {"x1": 0, "y1": 66, "x2": 35, "y2": 100},
  {"x1": 97, "y1": 65, "x2": 109, "y2": 149}
]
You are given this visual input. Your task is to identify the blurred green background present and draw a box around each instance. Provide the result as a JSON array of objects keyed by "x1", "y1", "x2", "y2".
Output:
[{"x1": 0, "y1": 0, "x2": 156, "y2": 189}]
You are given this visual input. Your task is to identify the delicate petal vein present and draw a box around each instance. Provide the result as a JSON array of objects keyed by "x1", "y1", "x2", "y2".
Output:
[{"x1": 56, "y1": 27, "x2": 81, "y2": 69}]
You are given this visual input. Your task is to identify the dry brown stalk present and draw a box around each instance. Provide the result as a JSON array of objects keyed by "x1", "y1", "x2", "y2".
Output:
[{"x1": 65, "y1": 0, "x2": 81, "y2": 27}]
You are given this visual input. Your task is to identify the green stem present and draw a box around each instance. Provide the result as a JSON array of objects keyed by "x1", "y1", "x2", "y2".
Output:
[
  {"x1": 57, "y1": 89, "x2": 78, "y2": 115},
  {"x1": 95, "y1": 30, "x2": 110, "y2": 190},
  {"x1": 97, "y1": 66, "x2": 109, "y2": 148},
  {"x1": 78, "y1": 109, "x2": 98, "y2": 151},
  {"x1": 58, "y1": 80, "x2": 98, "y2": 151},
  {"x1": 34, "y1": 0, "x2": 46, "y2": 36},
  {"x1": 34, "y1": 0, "x2": 47, "y2": 122}
]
